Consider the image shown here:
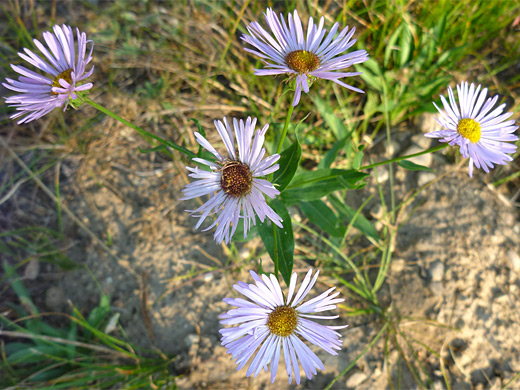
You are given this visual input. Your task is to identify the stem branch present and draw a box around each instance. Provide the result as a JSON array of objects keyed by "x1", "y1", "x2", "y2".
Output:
[
  {"x1": 83, "y1": 97, "x2": 195, "y2": 158},
  {"x1": 360, "y1": 143, "x2": 448, "y2": 170},
  {"x1": 276, "y1": 103, "x2": 294, "y2": 155}
]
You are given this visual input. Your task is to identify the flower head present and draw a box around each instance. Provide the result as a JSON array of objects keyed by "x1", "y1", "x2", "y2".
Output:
[
  {"x1": 220, "y1": 269, "x2": 347, "y2": 384},
  {"x1": 181, "y1": 117, "x2": 282, "y2": 244},
  {"x1": 426, "y1": 82, "x2": 518, "y2": 177},
  {"x1": 242, "y1": 8, "x2": 369, "y2": 106},
  {"x1": 3, "y1": 24, "x2": 94, "y2": 124}
]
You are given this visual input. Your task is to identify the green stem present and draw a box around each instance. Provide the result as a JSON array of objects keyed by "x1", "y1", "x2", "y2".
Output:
[
  {"x1": 82, "y1": 96, "x2": 195, "y2": 158},
  {"x1": 268, "y1": 93, "x2": 295, "y2": 183},
  {"x1": 360, "y1": 143, "x2": 449, "y2": 170},
  {"x1": 272, "y1": 224, "x2": 279, "y2": 277},
  {"x1": 276, "y1": 103, "x2": 294, "y2": 155},
  {"x1": 324, "y1": 322, "x2": 389, "y2": 390},
  {"x1": 381, "y1": 78, "x2": 396, "y2": 226}
]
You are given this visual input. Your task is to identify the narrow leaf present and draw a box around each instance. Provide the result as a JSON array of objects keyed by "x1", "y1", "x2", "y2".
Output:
[
  {"x1": 384, "y1": 24, "x2": 402, "y2": 68},
  {"x1": 397, "y1": 160, "x2": 433, "y2": 172},
  {"x1": 329, "y1": 195, "x2": 379, "y2": 239},
  {"x1": 257, "y1": 200, "x2": 294, "y2": 286},
  {"x1": 298, "y1": 200, "x2": 345, "y2": 238},
  {"x1": 273, "y1": 140, "x2": 301, "y2": 192},
  {"x1": 281, "y1": 169, "x2": 368, "y2": 205},
  {"x1": 314, "y1": 97, "x2": 351, "y2": 139},
  {"x1": 319, "y1": 135, "x2": 349, "y2": 169},
  {"x1": 138, "y1": 144, "x2": 167, "y2": 154},
  {"x1": 399, "y1": 21, "x2": 413, "y2": 67}
]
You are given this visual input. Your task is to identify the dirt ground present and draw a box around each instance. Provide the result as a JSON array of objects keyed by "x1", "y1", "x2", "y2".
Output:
[
  {"x1": 2, "y1": 107, "x2": 515, "y2": 389},
  {"x1": 1, "y1": 1, "x2": 519, "y2": 389}
]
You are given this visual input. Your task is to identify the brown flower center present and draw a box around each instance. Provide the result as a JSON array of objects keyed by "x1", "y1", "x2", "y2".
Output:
[
  {"x1": 285, "y1": 50, "x2": 320, "y2": 73},
  {"x1": 266, "y1": 305, "x2": 298, "y2": 337},
  {"x1": 51, "y1": 69, "x2": 73, "y2": 95},
  {"x1": 457, "y1": 118, "x2": 481, "y2": 143},
  {"x1": 220, "y1": 161, "x2": 252, "y2": 197}
]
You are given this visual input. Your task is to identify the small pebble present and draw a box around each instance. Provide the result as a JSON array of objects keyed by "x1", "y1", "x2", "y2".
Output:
[
  {"x1": 346, "y1": 372, "x2": 367, "y2": 388},
  {"x1": 24, "y1": 259, "x2": 40, "y2": 280},
  {"x1": 418, "y1": 113, "x2": 441, "y2": 134},
  {"x1": 185, "y1": 334, "x2": 200, "y2": 347},
  {"x1": 429, "y1": 260, "x2": 444, "y2": 282},
  {"x1": 45, "y1": 286, "x2": 65, "y2": 311},
  {"x1": 411, "y1": 134, "x2": 432, "y2": 149},
  {"x1": 388, "y1": 139, "x2": 401, "y2": 157},
  {"x1": 402, "y1": 145, "x2": 432, "y2": 167},
  {"x1": 375, "y1": 166, "x2": 389, "y2": 183},
  {"x1": 513, "y1": 224, "x2": 520, "y2": 235},
  {"x1": 418, "y1": 172, "x2": 436, "y2": 187},
  {"x1": 507, "y1": 250, "x2": 520, "y2": 272}
]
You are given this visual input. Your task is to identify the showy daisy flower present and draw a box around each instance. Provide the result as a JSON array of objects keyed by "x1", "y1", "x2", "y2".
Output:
[
  {"x1": 426, "y1": 82, "x2": 518, "y2": 177},
  {"x1": 242, "y1": 8, "x2": 369, "y2": 106},
  {"x1": 3, "y1": 24, "x2": 94, "y2": 124},
  {"x1": 220, "y1": 269, "x2": 347, "y2": 384},
  {"x1": 181, "y1": 117, "x2": 282, "y2": 244}
]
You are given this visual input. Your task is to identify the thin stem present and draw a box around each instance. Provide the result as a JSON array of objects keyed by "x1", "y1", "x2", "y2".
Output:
[
  {"x1": 293, "y1": 219, "x2": 375, "y2": 303},
  {"x1": 381, "y1": 78, "x2": 395, "y2": 225},
  {"x1": 82, "y1": 96, "x2": 195, "y2": 158},
  {"x1": 325, "y1": 322, "x2": 389, "y2": 390},
  {"x1": 268, "y1": 92, "x2": 295, "y2": 183},
  {"x1": 360, "y1": 143, "x2": 449, "y2": 170},
  {"x1": 276, "y1": 103, "x2": 294, "y2": 155},
  {"x1": 272, "y1": 223, "x2": 279, "y2": 277}
]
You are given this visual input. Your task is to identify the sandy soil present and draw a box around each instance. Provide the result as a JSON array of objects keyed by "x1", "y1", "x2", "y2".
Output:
[{"x1": 12, "y1": 109, "x2": 513, "y2": 390}]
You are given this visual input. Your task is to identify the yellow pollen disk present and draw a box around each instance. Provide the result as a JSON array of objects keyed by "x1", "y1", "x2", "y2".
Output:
[
  {"x1": 220, "y1": 161, "x2": 252, "y2": 197},
  {"x1": 51, "y1": 69, "x2": 73, "y2": 95},
  {"x1": 285, "y1": 50, "x2": 320, "y2": 73},
  {"x1": 457, "y1": 118, "x2": 481, "y2": 143},
  {"x1": 267, "y1": 305, "x2": 298, "y2": 337}
]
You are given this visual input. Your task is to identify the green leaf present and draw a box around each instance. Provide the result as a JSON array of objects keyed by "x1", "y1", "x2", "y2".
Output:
[
  {"x1": 397, "y1": 160, "x2": 433, "y2": 172},
  {"x1": 414, "y1": 76, "x2": 450, "y2": 98},
  {"x1": 29, "y1": 367, "x2": 70, "y2": 383},
  {"x1": 433, "y1": 13, "x2": 447, "y2": 41},
  {"x1": 3, "y1": 261, "x2": 38, "y2": 315},
  {"x1": 313, "y1": 97, "x2": 351, "y2": 139},
  {"x1": 87, "y1": 294, "x2": 111, "y2": 330},
  {"x1": 191, "y1": 118, "x2": 207, "y2": 158},
  {"x1": 7, "y1": 344, "x2": 66, "y2": 364},
  {"x1": 298, "y1": 200, "x2": 345, "y2": 238},
  {"x1": 281, "y1": 169, "x2": 368, "y2": 205},
  {"x1": 273, "y1": 140, "x2": 301, "y2": 191},
  {"x1": 190, "y1": 118, "x2": 206, "y2": 138},
  {"x1": 319, "y1": 135, "x2": 349, "y2": 169},
  {"x1": 399, "y1": 21, "x2": 413, "y2": 67},
  {"x1": 352, "y1": 150, "x2": 365, "y2": 170},
  {"x1": 329, "y1": 195, "x2": 379, "y2": 240},
  {"x1": 384, "y1": 24, "x2": 402, "y2": 68},
  {"x1": 230, "y1": 223, "x2": 258, "y2": 242},
  {"x1": 257, "y1": 200, "x2": 293, "y2": 286},
  {"x1": 355, "y1": 59, "x2": 383, "y2": 91},
  {"x1": 138, "y1": 144, "x2": 167, "y2": 154}
]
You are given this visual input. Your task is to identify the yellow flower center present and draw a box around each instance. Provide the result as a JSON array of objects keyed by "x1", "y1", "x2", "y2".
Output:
[
  {"x1": 457, "y1": 118, "x2": 481, "y2": 143},
  {"x1": 285, "y1": 50, "x2": 320, "y2": 73},
  {"x1": 266, "y1": 305, "x2": 298, "y2": 337},
  {"x1": 51, "y1": 69, "x2": 73, "y2": 95},
  {"x1": 220, "y1": 161, "x2": 252, "y2": 197}
]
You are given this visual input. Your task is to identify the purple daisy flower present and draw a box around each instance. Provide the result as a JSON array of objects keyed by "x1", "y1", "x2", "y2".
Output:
[
  {"x1": 181, "y1": 117, "x2": 282, "y2": 244},
  {"x1": 242, "y1": 8, "x2": 369, "y2": 106},
  {"x1": 426, "y1": 82, "x2": 518, "y2": 177},
  {"x1": 220, "y1": 269, "x2": 348, "y2": 384},
  {"x1": 3, "y1": 24, "x2": 94, "y2": 124}
]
